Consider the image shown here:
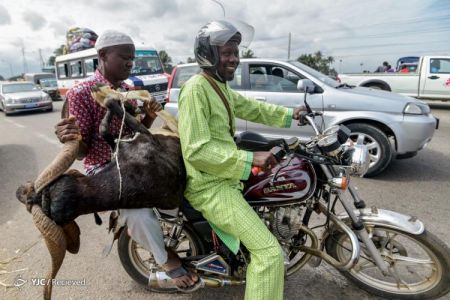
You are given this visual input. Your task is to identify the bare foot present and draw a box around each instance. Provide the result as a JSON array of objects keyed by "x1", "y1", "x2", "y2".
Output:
[{"x1": 162, "y1": 248, "x2": 199, "y2": 289}]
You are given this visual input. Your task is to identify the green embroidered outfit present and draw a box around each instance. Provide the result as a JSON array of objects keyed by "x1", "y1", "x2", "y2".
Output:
[{"x1": 178, "y1": 74, "x2": 293, "y2": 300}]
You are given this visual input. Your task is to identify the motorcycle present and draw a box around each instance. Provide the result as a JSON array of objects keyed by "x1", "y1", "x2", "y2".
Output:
[{"x1": 114, "y1": 79, "x2": 450, "y2": 299}]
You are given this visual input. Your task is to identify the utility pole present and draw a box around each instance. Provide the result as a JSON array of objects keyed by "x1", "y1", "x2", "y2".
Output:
[
  {"x1": 339, "y1": 59, "x2": 343, "y2": 73},
  {"x1": 288, "y1": 32, "x2": 291, "y2": 60},
  {"x1": 22, "y1": 46, "x2": 28, "y2": 73},
  {"x1": 39, "y1": 48, "x2": 45, "y2": 69}
]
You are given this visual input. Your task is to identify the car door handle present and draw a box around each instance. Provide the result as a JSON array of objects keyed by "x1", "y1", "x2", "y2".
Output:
[
  {"x1": 428, "y1": 75, "x2": 440, "y2": 80},
  {"x1": 255, "y1": 97, "x2": 266, "y2": 102}
]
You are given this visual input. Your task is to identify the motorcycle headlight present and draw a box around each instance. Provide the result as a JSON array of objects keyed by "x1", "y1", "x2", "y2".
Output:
[{"x1": 346, "y1": 144, "x2": 370, "y2": 177}]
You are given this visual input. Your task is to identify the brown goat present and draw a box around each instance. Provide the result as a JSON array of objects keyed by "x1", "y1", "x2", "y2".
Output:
[{"x1": 16, "y1": 87, "x2": 184, "y2": 300}]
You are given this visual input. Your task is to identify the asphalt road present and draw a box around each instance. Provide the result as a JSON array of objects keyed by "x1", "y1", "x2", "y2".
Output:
[{"x1": 0, "y1": 101, "x2": 449, "y2": 300}]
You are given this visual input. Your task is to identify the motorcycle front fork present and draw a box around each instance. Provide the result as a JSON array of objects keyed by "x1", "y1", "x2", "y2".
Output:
[
  {"x1": 337, "y1": 186, "x2": 390, "y2": 275},
  {"x1": 321, "y1": 165, "x2": 390, "y2": 275}
]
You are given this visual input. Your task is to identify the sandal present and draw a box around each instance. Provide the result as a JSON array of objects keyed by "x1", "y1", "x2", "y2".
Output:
[{"x1": 165, "y1": 265, "x2": 202, "y2": 292}]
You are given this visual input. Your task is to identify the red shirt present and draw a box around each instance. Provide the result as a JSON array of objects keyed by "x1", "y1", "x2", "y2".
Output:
[{"x1": 67, "y1": 70, "x2": 135, "y2": 174}]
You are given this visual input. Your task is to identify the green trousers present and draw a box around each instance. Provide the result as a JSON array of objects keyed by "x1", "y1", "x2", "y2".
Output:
[{"x1": 187, "y1": 183, "x2": 285, "y2": 300}]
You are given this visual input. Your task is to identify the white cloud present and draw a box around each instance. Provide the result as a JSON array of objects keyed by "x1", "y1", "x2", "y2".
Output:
[
  {"x1": 22, "y1": 10, "x2": 47, "y2": 30},
  {"x1": 0, "y1": 0, "x2": 449, "y2": 77}
]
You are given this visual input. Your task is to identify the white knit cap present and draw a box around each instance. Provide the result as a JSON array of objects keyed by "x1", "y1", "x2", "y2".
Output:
[{"x1": 95, "y1": 30, "x2": 134, "y2": 50}]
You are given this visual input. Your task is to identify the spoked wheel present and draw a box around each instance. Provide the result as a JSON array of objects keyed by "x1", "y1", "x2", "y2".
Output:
[
  {"x1": 118, "y1": 222, "x2": 203, "y2": 292},
  {"x1": 327, "y1": 226, "x2": 450, "y2": 299}
]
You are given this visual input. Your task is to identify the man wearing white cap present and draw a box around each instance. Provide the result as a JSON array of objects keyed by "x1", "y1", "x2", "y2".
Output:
[{"x1": 55, "y1": 30, "x2": 198, "y2": 289}]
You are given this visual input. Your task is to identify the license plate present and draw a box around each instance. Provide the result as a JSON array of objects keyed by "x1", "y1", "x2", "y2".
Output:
[
  {"x1": 25, "y1": 103, "x2": 38, "y2": 108},
  {"x1": 155, "y1": 95, "x2": 165, "y2": 103}
]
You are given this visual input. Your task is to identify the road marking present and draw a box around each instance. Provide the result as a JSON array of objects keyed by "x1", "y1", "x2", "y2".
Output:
[
  {"x1": 2, "y1": 118, "x2": 62, "y2": 147},
  {"x1": 37, "y1": 133, "x2": 60, "y2": 146},
  {"x1": 3, "y1": 119, "x2": 26, "y2": 128}
]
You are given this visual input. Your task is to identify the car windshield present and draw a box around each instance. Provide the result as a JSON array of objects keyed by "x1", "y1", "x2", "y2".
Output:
[
  {"x1": 39, "y1": 78, "x2": 57, "y2": 88},
  {"x1": 131, "y1": 50, "x2": 164, "y2": 76},
  {"x1": 289, "y1": 61, "x2": 339, "y2": 87},
  {"x1": 2, "y1": 83, "x2": 39, "y2": 93}
]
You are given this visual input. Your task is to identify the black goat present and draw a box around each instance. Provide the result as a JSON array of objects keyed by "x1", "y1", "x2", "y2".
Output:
[{"x1": 15, "y1": 92, "x2": 185, "y2": 300}]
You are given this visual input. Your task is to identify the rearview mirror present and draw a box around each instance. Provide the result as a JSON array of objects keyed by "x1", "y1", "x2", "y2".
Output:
[{"x1": 297, "y1": 79, "x2": 315, "y2": 93}]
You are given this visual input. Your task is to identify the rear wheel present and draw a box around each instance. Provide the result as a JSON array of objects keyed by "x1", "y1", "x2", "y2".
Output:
[
  {"x1": 347, "y1": 123, "x2": 392, "y2": 177},
  {"x1": 117, "y1": 223, "x2": 203, "y2": 292},
  {"x1": 327, "y1": 226, "x2": 450, "y2": 299}
]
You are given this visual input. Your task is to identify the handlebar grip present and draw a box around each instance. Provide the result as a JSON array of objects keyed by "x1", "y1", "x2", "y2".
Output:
[{"x1": 298, "y1": 111, "x2": 309, "y2": 126}]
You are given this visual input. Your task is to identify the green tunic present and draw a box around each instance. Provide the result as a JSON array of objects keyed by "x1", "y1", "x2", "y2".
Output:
[{"x1": 178, "y1": 74, "x2": 293, "y2": 253}]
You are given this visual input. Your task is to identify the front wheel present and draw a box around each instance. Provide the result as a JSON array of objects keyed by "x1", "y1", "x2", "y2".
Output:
[
  {"x1": 327, "y1": 226, "x2": 450, "y2": 299},
  {"x1": 117, "y1": 223, "x2": 204, "y2": 292}
]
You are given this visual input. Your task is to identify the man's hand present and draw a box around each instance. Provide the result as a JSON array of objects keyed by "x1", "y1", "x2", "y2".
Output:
[
  {"x1": 292, "y1": 106, "x2": 306, "y2": 120},
  {"x1": 55, "y1": 116, "x2": 81, "y2": 143},
  {"x1": 143, "y1": 98, "x2": 162, "y2": 119},
  {"x1": 252, "y1": 151, "x2": 278, "y2": 171}
]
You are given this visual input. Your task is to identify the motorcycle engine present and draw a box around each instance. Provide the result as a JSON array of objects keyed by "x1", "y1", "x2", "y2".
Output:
[{"x1": 269, "y1": 206, "x2": 303, "y2": 241}]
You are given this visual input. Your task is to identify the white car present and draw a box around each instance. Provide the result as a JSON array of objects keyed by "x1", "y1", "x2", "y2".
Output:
[
  {"x1": 165, "y1": 59, "x2": 439, "y2": 177},
  {"x1": 0, "y1": 81, "x2": 53, "y2": 115},
  {"x1": 338, "y1": 56, "x2": 450, "y2": 101}
]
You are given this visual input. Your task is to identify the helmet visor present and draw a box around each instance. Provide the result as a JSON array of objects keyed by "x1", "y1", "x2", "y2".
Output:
[{"x1": 204, "y1": 19, "x2": 254, "y2": 48}]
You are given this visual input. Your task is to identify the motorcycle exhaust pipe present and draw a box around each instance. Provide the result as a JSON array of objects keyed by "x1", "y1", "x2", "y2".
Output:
[{"x1": 149, "y1": 271, "x2": 245, "y2": 290}]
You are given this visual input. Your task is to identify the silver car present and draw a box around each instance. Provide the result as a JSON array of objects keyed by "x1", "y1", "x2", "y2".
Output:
[
  {"x1": 165, "y1": 59, "x2": 438, "y2": 177},
  {"x1": 0, "y1": 81, "x2": 53, "y2": 115}
]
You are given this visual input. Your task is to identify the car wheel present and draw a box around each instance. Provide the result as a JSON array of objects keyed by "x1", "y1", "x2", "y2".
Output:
[{"x1": 347, "y1": 123, "x2": 392, "y2": 177}]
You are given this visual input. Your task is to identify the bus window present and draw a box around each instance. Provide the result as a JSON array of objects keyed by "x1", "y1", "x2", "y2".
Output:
[
  {"x1": 85, "y1": 58, "x2": 98, "y2": 76},
  {"x1": 70, "y1": 61, "x2": 83, "y2": 78},
  {"x1": 57, "y1": 63, "x2": 69, "y2": 79}
]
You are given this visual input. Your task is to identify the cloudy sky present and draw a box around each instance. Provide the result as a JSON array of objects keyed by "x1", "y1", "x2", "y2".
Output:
[{"x1": 0, "y1": 0, "x2": 449, "y2": 77}]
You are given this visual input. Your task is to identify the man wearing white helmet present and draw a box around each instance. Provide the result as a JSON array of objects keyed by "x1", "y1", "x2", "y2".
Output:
[
  {"x1": 55, "y1": 30, "x2": 198, "y2": 289},
  {"x1": 178, "y1": 20, "x2": 304, "y2": 299}
]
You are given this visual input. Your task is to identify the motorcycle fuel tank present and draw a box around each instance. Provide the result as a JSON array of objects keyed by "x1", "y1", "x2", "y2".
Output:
[{"x1": 244, "y1": 154, "x2": 317, "y2": 206}]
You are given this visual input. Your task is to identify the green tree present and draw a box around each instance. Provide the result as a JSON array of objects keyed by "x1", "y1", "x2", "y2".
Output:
[
  {"x1": 159, "y1": 50, "x2": 173, "y2": 73},
  {"x1": 186, "y1": 57, "x2": 196, "y2": 63},
  {"x1": 297, "y1": 51, "x2": 336, "y2": 76},
  {"x1": 47, "y1": 44, "x2": 66, "y2": 66},
  {"x1": 241, "y1": 48, "x2": 255, "y2": 58}
]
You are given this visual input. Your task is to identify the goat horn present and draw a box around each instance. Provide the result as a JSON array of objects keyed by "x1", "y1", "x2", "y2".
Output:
[
  {"x1": 34, "y1": 139, "x2": 80, "y2": 193},
  {"x1": 31, "y1": 205, "x2": 67, "y2": 300}
]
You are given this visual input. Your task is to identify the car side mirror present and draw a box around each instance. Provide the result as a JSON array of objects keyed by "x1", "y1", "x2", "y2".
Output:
[{"x1": 297, "y1": 79, "x2": 315, "y2": 93}]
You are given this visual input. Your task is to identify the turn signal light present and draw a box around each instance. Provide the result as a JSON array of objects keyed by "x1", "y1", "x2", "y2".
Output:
[{"x1": 329, "y1": 176, "x2": 348, "y2": 190}]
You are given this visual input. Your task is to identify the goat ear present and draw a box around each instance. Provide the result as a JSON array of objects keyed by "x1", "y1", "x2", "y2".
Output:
[{"x1": 63, "y1": 221, "x2": 80, "y2": 254}]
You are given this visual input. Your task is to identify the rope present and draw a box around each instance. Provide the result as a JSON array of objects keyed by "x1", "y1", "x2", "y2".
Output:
[{"x1": 113, "y1": 96, "x2": 127, "y2": 201}]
